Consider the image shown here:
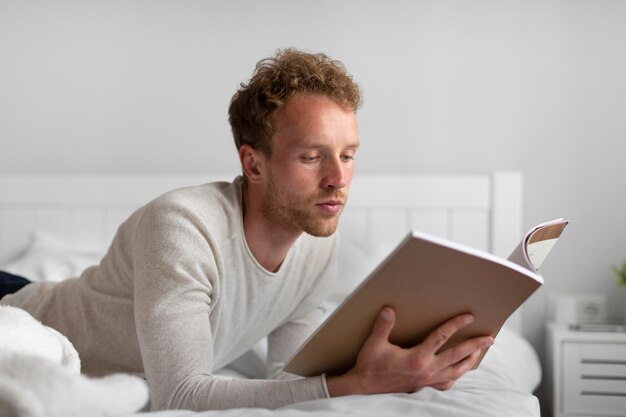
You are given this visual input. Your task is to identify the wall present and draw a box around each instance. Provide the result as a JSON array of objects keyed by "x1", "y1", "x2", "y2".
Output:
[{"x1": 2, "y1": 0, "x2": 626, "y2": 407}]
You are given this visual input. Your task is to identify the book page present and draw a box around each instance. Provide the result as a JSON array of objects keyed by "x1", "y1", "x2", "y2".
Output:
[
  {"x1": 527, "y1": 239, "x2": 559, "y2": 270},
  {"x1": 526, "y1": 220, "x2": 568, "y2": 270},
  {"x1": 507, "y1": 219, "x2": 568, "y2": 271},
  {"x1": 507, "y1": 241, "x2": 530, "y2": 269}
]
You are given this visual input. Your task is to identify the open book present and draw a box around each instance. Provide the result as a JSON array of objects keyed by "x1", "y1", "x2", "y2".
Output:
[{"x1": 283, "y1": 218, "x2": 569, "y2": 377}]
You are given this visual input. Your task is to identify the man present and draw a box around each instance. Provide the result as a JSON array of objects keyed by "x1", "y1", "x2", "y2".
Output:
[{"x1": 0, "y1": 49, "x2": 493, "y2": 410}]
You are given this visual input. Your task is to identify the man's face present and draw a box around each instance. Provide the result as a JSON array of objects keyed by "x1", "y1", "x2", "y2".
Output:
[{"x1": 261, "y1": 94, "x2": 359, "y2": 237}]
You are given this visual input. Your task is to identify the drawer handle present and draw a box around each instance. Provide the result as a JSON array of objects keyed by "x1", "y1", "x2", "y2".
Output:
[
  {"x1": 582, "y1": 375, "x2": 626, "y2": 381},
  {"x1": 581, "y1": 359, "x2": 626, "y2": 365},
  {"x1": 581, "y1": 391, "x2": 626, "y2": 397}
]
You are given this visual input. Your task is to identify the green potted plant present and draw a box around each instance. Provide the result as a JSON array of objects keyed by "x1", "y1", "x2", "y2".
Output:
[
  {"x1": 613, "y1": 259, "x2": 626, "y2": 287},
  {"x1": 612, "y1": 259, "x2": 626, "y2": 324}
]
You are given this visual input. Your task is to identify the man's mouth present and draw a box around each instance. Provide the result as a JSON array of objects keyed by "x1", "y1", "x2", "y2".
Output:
[{"x1": 315, "y1": 200, "x2": 343, "y2": 214}]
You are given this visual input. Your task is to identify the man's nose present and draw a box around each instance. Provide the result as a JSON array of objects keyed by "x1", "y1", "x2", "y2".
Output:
[{"x1": 322, "y1": 158, "x2": 347, "y2": 190}]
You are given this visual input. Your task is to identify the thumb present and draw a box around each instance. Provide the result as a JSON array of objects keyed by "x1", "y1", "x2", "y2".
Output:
[{"x1": 364, "y1": 307, "x2": 395, "y2": 348}]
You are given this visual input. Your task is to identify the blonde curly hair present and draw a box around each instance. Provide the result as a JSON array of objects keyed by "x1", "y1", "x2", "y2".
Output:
[{"x1": 228, "y1": 48, "x2": 362, "y2": 156}]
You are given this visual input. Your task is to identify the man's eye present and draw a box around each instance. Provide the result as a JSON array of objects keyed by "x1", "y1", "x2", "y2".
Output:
[
  {"x1": 341, "y1": 154, "x2": 355, "y2": 161},
  {"x1": 301, "y1": 156, "x2": 319, "y2": 163}
]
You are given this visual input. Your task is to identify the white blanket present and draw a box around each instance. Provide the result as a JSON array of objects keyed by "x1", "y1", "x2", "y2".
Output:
[
  {"x1": 134, "y1": 327, "x2": 540, "y2": 417},
  {"x1": 0, "y1": 306, "x2": 149, "y2": 417},
  {"x1": 0, "y1": 307, "x2": 541, "y2": 417}
]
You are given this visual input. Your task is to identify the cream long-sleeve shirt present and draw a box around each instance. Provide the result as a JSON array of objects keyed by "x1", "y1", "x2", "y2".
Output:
[{"x1": 1, "y1": 177, "x2": 338, "y2": 410}]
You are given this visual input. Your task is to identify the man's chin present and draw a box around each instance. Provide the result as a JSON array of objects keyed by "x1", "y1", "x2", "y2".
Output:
[
  {"x1": 305, "y1": 229, "x2": 336, "y2": 238},
  {"x1": 302, "y1": 220, "x2": 339, "y2": 238}
]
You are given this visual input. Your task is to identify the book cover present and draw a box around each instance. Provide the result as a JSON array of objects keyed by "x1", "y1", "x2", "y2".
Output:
[{"x1": 284, "y1": 219, "x2": 568, "y2": 377}]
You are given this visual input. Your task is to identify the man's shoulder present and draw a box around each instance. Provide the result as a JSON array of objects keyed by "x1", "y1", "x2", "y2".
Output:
[
  {"x1": 125, "y1": 177, "x2": 243, "y2": 237},
  {"x1": 146, "y1": 177, "x2": 242, "y2": 214}
]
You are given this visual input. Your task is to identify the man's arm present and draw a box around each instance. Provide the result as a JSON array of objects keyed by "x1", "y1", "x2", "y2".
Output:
[
  {"x1": 266, "y1": 305, "x2": 328, "y2": 381},
  {"x1": 132, "y1": 201, "x2": 329, "y2": 410},
  {"x1": 326, "y1": 307, "x2": 494, "y2": 396}
]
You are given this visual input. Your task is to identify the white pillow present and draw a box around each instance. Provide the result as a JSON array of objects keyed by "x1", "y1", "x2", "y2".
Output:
[
  {"x1": 332, "y1": 237, "x2": 396, "y2": 304},
  {"x1": 458, "y1": 325, "x2": 542, "y2": 394},
  {"x1": 0, "y1": 232, "x2": 104, "y2": 282}
]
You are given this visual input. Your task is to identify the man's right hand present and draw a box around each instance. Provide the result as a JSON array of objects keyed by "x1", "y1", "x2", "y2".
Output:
[{"x1": 326, "y1": 306, "x2": 494, "y2": 396}]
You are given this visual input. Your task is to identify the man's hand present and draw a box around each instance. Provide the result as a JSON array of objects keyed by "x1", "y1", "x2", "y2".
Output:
[{"x1": 326, "y1": 306, "x2": 494, "y2": 396}]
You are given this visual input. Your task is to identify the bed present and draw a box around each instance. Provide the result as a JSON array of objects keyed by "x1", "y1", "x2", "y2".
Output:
[{"x1": 0, "y1": 172, "x2": 540, "y2": 417}]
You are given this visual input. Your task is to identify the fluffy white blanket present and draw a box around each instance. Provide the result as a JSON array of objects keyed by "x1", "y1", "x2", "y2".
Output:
[
  {"x1": 0, "y1": 305, "x2": 148, "y2": 417},
  {"x1": 0, "y1": 307, "x2": 541, "y2": 417}
]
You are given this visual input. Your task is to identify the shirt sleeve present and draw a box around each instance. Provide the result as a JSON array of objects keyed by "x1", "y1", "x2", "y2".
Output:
[{"x1": 132, "y1": 200, "x2": 328, "y2": 411}]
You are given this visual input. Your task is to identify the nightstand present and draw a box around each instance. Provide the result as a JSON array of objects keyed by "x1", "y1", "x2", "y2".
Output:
[{"x1": 546, "y1": 323, "x2": 626, "y2": 417}]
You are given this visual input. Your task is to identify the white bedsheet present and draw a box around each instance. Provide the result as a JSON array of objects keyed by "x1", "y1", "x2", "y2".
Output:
[
  {"x1": 139, "y1": 390, "x2": 538, "y2": 417},
  {"x1": 134, "y1": 327, "x2": 540, "y2": 417},
  {"x1": 138, "y1": 389, "x2": 538, "y2": 417}
]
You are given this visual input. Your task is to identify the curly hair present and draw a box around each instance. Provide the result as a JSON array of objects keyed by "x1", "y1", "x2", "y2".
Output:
[{"x1": 228, "y1": 48, "x2": 362, "y2": 156}]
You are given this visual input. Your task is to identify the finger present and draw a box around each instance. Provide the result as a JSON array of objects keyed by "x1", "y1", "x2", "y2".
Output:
[
  {"x1": 432, "y1": 348, "x2": 483, "y2": 386},
  {"x1": 431, "y1": 381, "x2": 455, "y2": 391},
  {"x1": 422, "y1": 314, "x2": 474, "y2": 353},
  {"x1": 363, "y1": 306, "x2": 396, "y2": 348},
  {"x1": 436, "y1": 335, "x2": 493, "y2": 367}
]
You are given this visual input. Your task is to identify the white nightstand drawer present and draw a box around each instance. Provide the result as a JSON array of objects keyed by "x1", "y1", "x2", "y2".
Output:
[{"x1": 563, "y1": 342, "x2": 626, "y2": 416}]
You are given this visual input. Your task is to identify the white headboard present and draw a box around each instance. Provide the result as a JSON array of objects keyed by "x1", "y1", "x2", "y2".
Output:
[
  {"x1": 341, "y1": 172, "x2": 522, "y2": 258},
  {"x1": 0, "y1": 172, "x2": 524, "y2": 327}
]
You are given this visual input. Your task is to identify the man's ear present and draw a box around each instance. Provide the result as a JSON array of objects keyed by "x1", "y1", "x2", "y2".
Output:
[{"x1": 239, "y1": 144, "x2": 266, "y2": 184}]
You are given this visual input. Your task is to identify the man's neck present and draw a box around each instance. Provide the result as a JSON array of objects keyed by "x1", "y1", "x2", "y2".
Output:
[{"x1": 242, "y1": 183, "x2": 301, "y2": 273}]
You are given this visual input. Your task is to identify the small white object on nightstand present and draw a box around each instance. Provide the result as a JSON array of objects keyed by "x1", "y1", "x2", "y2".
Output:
[{"x1": 546, "y1": 323, "x2": 626, "y2": 417}]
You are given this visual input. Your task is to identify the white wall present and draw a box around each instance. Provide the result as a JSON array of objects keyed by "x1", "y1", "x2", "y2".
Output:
[{"x1": 2, "y1": 0, "x2": 626, "y2": 404}]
